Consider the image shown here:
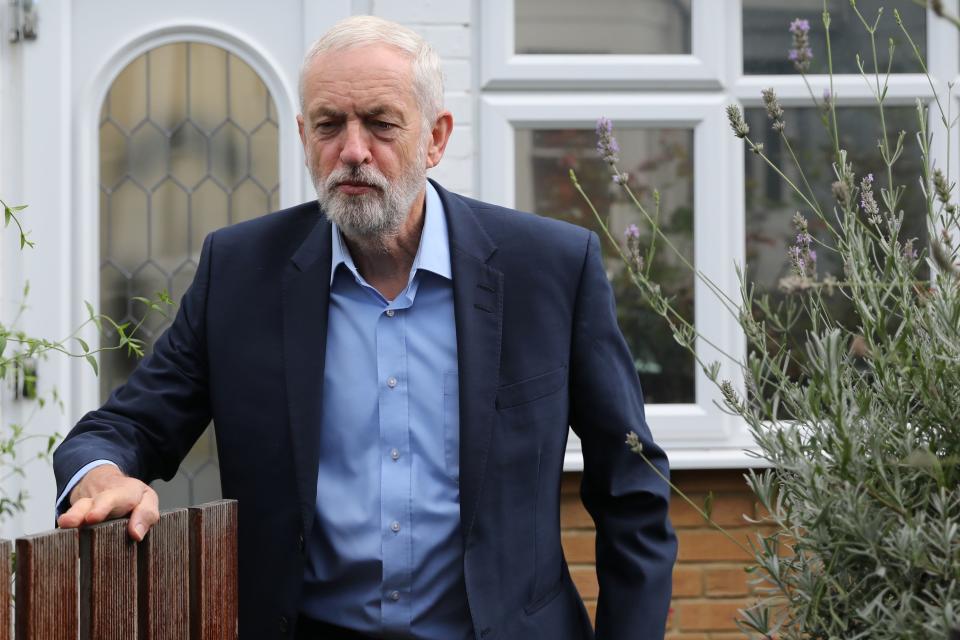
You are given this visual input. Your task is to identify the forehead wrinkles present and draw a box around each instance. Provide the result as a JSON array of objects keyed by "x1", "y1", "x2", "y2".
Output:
[{"x1": 306, "y1": 74, "x2": 416, "y2": 120}]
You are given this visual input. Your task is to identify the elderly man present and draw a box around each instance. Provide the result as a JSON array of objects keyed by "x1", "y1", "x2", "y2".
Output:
[{"x1": 54, "y1": 15, "x2": 676, "y2": 640}]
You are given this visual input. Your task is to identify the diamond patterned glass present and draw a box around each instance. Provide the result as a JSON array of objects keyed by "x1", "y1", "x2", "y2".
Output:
[
  {"x1": 515, "y1": 127, "x2": 695, "y2": 403},
  {"x1": 99, "y1": 42, "x2": 280, "y2": 508}
]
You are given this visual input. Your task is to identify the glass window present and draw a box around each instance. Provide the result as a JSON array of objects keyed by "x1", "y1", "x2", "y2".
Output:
[
  {"x1": 99, "y1": 42, "x2": 279, "y2": 507},
  {"x1": 745, "y1": 106, "x2": 929, "y2": 405},
  {"x1": 743, "y1": 0, "x2": 926, "y2": 75},
  {"x1": 516, "y1": 127, "x2": 695, "y2": 403},
  {"x1": 515, "y1": 0, "x2": 691, "y2": 55}
]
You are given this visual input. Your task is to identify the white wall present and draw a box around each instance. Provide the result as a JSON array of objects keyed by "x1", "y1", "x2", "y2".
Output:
[{"x1": 368, "y1": 0, "x2": 476, "y2": 197}]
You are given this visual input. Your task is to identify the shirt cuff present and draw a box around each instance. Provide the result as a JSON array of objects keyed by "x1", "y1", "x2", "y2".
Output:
[{"x1": 55, "y1": 459, "x2": 120, "y2": 519}]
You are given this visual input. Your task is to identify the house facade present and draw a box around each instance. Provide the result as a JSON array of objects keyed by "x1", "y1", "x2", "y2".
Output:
[{"x1": 0, "y1": 0, "x2": 953, "y2": 635}]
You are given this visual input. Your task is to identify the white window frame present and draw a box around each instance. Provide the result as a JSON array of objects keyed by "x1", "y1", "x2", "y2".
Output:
[
  {"x1": 481, "y1": 0, "x2": 732, "y2": 90},
  {"x1": 480, "y1": 0, "x2": 957, "y2": 470}
]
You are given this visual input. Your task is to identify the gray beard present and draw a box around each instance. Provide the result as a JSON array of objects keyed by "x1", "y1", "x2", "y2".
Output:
[{"x1": 312, "y1": 151, "x2": 426, "y2": 251}]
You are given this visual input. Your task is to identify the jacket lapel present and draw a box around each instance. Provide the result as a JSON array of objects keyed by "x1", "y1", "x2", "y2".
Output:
[
  {"x1": 281, "y1": 213, "x2": 332, "y2": 537},
  {"x1": 432, "y1": 180, "x2": 503, "y2": 542}
]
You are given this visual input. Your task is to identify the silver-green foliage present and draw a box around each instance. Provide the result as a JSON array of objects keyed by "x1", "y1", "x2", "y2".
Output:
[{"x1": 577, "y1": 1, "x2": 960, "y2": 637}]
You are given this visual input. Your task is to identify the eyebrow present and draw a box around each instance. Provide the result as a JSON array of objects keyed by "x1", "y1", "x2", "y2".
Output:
[{"x1": 308, "y1": 104, "x2": 406, "y2": 123}]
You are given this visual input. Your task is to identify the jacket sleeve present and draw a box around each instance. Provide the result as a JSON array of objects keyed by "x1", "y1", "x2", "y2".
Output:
[
  {"x1": 53, "y1": 232, "x2": 215, "y2": 498},
  {"x1": 568, "y1": 231, "x2": 677, "y2": 639}
]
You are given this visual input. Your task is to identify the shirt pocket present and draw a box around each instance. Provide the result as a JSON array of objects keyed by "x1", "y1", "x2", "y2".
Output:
[{"x1": 443, "y1": 371, "x2": 460, "y2": 482}]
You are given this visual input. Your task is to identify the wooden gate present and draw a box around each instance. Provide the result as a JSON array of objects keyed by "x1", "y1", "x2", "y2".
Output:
[{"x1": 0, "y1": 500, "x2": 237, "y2": 639}]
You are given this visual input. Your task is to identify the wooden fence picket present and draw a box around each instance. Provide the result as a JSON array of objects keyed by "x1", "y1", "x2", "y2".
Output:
[
  {"x1": 189, "y1": 500, "x2": 238, "y2": 640},
  {"x1": 137, "y1": 508, "x2": 190, "y2": 640},
  {"x1": 79, "y1": 519, "x2": 137, "y2": 640},
  {"x1": 15, "y1": 528, "x2": 78, "y2": 640},
  {"x1": 0, "y1": 539, "x2": 10, "y2": 640}
]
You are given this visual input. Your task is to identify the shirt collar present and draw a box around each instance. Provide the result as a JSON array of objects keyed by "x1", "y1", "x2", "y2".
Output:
[{"x1": 330, "y1": 180, "x2": 452, "y2": 285}]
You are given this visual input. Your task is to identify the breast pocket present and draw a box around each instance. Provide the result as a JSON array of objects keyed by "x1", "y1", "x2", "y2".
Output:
[
  {"x1": 496, "y1": 366, "x2": 567, "y2": 414},
  {"x1": 444, "y1": 371, "x2": 460, "y2": 482}
]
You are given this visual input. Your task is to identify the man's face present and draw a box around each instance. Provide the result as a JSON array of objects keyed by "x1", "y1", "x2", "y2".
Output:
[{"x1": 297, "y1": 44, "x2": 431, "y2": 243}]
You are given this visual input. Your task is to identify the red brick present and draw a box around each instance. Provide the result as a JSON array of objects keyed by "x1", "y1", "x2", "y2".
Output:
[
  {"x1": 677, "y1": 530, "x2": 754, "y2": 562},
  {"x1": 583, "y1": 599, "x2": 596, "y2": 624},
  {"x1": 560, "y1": 494, "x2": 594, "y2": 529},
  {"x1": 674, "y1": 600, "x2": 745, "y2": 631},
  {"x1": 561, "y1": 530, "x2": 595, "y2": 564},
  {"x1": 570, "y1": 566, "x2": 599, "y2": 599},
  {"x1": 672, "y1": 565, "x2": 702, "y2": 598},
  {"x1": 672, "y1": 469, "x2": 751, "y2": 493},
  {"x1": 670, "y1": 493, "x2": 755, "y2": 528},
  {"x1": 704, "y1": 566, "x2": 750, "y2": 597}
]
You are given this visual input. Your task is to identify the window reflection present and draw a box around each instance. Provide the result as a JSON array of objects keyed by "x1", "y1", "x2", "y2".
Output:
[
  {"x1": 516, "y1": 128, "x2": 695, "y2": 403},
  {"x1": 515, "y1": 0, "x2": 691, "y2": 55},
  {"x1": 743, "y1": 0, "x2": 926, "y2": 75},
  {"x1": 745, "y1": 106, "x2": 929, "y2": 407}
]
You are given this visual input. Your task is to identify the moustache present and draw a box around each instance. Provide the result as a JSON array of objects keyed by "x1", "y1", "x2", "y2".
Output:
[{"x1": 324, "y1": 166, "x2": 389, "y2": 193}]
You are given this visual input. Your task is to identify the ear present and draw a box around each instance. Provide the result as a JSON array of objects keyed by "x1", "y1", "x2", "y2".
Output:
[
  {"x1": 425, "y1": 111, "x2": 454, "y2": 169},
  {"x1": 297, "y1": 113, "x2": 306, "y2": 150}
]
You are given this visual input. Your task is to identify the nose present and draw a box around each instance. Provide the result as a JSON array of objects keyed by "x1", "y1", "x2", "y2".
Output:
[{"x1": 339, "y1": 120, "x2": 372, "y2": 167}]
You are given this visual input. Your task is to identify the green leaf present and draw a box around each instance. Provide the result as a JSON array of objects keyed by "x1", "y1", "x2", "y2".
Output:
[
  {"x1": 8, "y1": 204, "x2": 27, "y2": 212},
  {"x1": 84, "y1": 300, "x2": 95, "y2": 319},
  {"x1": 75, "y1": 337, "x2": 89, "y2": 353},
  {"x1": 0, "y1": 334, "x2": 5, "y2": 358},
  {"x1": 85, "y1": 354, "x2": 99, "y2": 376},
  {"x1": 703, "y1": 492, "x2": 715, "y2": 520}
]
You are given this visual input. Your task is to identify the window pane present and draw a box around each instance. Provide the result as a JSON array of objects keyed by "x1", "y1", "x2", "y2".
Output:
[
  {"x1": 743, "y1": 0, "x2": 926, "y2": 75},
  {"x1": 745, "y1": 106, "x2": 929, "y2": 404},
  {"x1": 516, "y1": 128, "x2": 695, "y2": 403},
  {"x1": 99, "y1": 42, "x2": 280, "y2": 508},
  {"x1": 515, "y1": 0, "x2": 691, "y2": 55}
]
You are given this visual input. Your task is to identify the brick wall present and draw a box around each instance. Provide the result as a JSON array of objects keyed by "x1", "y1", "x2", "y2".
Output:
[{"x1": 561, "y1": 468, "x2": 763, "y2": 638}]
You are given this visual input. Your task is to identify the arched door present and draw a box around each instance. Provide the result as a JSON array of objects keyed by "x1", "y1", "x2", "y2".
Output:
[{"x1": 5, "y1": 0, "x2": 349, "y2": 535}]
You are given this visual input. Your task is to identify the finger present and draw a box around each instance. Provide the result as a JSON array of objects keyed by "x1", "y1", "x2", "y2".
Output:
[
  {"x1": 128, "y1": 487, "x2": 160, "y2": 542},
  {"x1": 85, "y1": 487, "x2": 138, "y2": 524},
  {"x1": 58, "y1": 497, "x2": 93, "y2": 528}
]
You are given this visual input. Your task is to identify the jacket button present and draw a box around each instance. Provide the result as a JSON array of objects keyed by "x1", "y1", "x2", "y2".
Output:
[
  {"x1": 298, "y1": 533, "x2": 305, "y2": 554},
  {"x1": 279, "y1": 616, "x2": 289, "y2": 634}
]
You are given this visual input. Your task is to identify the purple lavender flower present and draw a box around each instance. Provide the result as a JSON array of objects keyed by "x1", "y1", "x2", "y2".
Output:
[
  {"x1": 624, "y1": 223, "x2": 643, "y2": 271},
  {"x1": 788, "y1": 17, "x2": 814, "y2": 72},
  {"x1": 596, "y1": 117, "x2": 620, "y2": 166},
  {"x1": 789, "y1": 18, "x2": 810, "y2": 35},
  {"x1": 787, "y1": 213, "x2": 817, "y2": 280}
]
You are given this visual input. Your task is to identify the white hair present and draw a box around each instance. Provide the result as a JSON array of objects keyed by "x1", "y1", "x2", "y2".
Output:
[{"x1": 299, "y1": 15, "x2": 444, "y2": 127}]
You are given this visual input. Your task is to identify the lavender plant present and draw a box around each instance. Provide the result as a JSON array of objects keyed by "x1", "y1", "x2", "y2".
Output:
[
  {"x1": 1, "y1": 200, "x2": 170, "y2": 522},
  {"x1": 575, "y1": 1, "x2": 960, "y2": 637}
]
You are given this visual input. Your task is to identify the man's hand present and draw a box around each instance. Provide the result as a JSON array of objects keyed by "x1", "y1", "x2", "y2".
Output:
[{"x1": 57, "y1": 465, "x2": 159, "y2": 542}]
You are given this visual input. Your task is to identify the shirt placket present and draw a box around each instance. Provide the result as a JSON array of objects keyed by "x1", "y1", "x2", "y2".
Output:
[{"x1": 377, "y1": 299, "x2": 413, "y2": 633}]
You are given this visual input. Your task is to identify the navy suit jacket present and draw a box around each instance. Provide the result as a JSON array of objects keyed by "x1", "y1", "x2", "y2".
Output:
[{"x1": 54, "y1": 181, "x2": 677, "y2": 639}]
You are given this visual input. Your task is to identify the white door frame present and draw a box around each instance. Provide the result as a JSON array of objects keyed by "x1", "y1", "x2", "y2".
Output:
[{"x1": 2, "y1": 0, "x2": 349, "y2": 537}]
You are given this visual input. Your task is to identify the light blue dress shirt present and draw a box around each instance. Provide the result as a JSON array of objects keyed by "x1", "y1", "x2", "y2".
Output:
[{"x1": 301, "y1": 182, "x2": 472, "y2": 638}]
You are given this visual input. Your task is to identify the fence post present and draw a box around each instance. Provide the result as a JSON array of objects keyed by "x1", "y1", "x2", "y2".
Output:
[
  {"x1": 138, "y1": 509, "x2": 190, "y2": 640},
  {"x1": 15, "y1": 528, "x2": 78, "y2": 640},
  {"x1": 189, "y1": 500, "x2": 238, "y2": 640},
  {"x1": 79, "y1": 519, "x2": 137, "y2": 640},
  {"x1": 0, "y1": 539, "x2": 10, "y2": 640}
]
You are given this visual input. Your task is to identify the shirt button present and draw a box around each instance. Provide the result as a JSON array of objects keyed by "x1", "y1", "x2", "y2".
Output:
[
  {"x1": 387, "y1": 376, "x2": 397, "y2": 388},
  {"x1": 390, "y1": 448, "x2": 400, "y2": 460},
  {"x1": 386, "y1": 309, "x2": 395, "y2": 317},
  {"x1": 390, "y1": 591, "x2": 400, "y2": 601},
  {"x1": 390, "y1": 521, "x2": 401, "y2": 533}
]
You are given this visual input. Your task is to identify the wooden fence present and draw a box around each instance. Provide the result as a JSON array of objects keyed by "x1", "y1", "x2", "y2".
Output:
[{"x1": 0, "y1": 499, "x2": 237, "y2": 640}]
